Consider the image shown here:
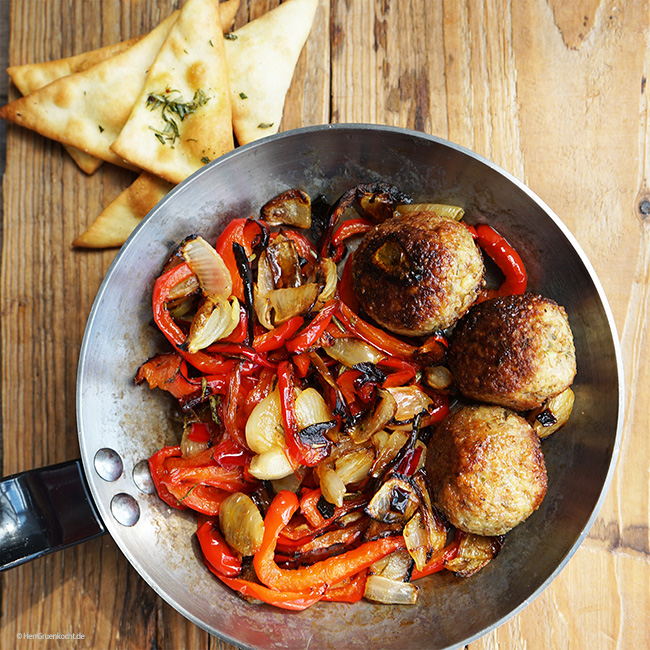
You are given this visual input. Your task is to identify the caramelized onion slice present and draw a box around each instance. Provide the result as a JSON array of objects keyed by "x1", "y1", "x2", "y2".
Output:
[
  {"x1": 266, "y1": 239, "x2": 302, "y2": 289},
  {"x1": 219, "y1": 492, "x2": 265, "y2": 556},
  {"x1": 423, "y1": 365, "x2": 454, "y2": 393},
  {"x1": 385, "y1": 385, "x2": 434, "y2": 429},
  {"x1": 268, "y1": 283, "x2": 320, "y2": 324},
  {"x1": 314, "y1": 257, "x2": 338, "y2": 310},
  {"x1": 319, "y1": 465, "x2": 346, "y2": 507},
  {"x1": 366, "y1": 476, "x2": 420, "y2": 524},
  {"x1": 181, "y1": 235, "x2": 232, "y2": 299},
  {"x1": 370, "y1": 429, "x2": 410, "y2": 478},
  {"x1": 364, "y1": 575, "x2": 418, "y2": 605},
  {"x1": 393, "y1": 203, "x2": 465, "y2": 221},
  {"x1": 445, "y1": 533, "x2": 504, "y2": 578},
  {"x1": 529, "y1": 387, "x2": 575, "y2": 439},
  {"x1": 349, "y1": 389, "x2": 397, "y2": 444},
  {"x1": 334, "y1": 446, "x2": 375, "y2": 485},
  {"x1": 261, "y1": 189, "x2": 312, "y2": 228},
  {"x1": 245, "y1": 387, "x2": 285, "y2": 454},
  {"x1": 248, "y1": 447, "x2": 294, "y2": 481},
  {"x1": 185, "y1": 296, "x2": 240, "y2": 353},
  {"x1": 324, "y1": 337, "x2": 385, "y2": 368}
]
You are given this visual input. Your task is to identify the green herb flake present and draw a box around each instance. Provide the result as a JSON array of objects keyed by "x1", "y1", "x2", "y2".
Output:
[
  {"x1": 239, "y1": 92, "x2": 248, "y2": 100},
  {"x1": 98, "y1": 124, "x2": 104, "y2": 133},
  {"x1": 146, "y1": 88, "x2": 210, "y2": 146},
  {"x1": 209, "y1": 39, "x2": 214, "y2": 47},
  {"x1": 201, "y1": 156, "x2": 210, "y2": 164},
  {"x1": 258, "y1": 122, "x2": 274, "y2": 129},
  {"x1": 224, "y1": 33, "x2": 238, "y2": 40}
]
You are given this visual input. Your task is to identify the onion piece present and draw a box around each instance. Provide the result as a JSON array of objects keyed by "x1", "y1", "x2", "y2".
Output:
[
  {"x1": 181, "y1": 235, "x2": 232, "y2": 299},
  {"x1": 349, "y1": 389, "x2": 397, "y2": 444},
  {"x1": 369, "y1": 549, "x2": 414, "y2": 580},
  {"x1": 324, "y1": 337, "x2": 385, "y2": 367},
  {"x1": 334, "y1": 446, "x2": 375, "y2": 485},
  {"x1": 314, "y1": 257, "x2": 338, "y2": 310},
  {"x1": 295, "y1": 387, "x2": 334, "y2": 430},
  {"x1": 528, "y1": 387, "x2": 575, "y2": 439},
  {"x1": 248, "y1": 447, "x2": 294, "y2": 481},
  {"x1": 185, "y1": 296, "x2": 240, "y2": 353},
  {"x1": 253, "y1": 284, "x2": 275, "y2": 330},
  {"x1": 423, "y1": 365, "x2": 454, "y2": 393},
  {"x1": 393, "y1": 203, "x2": 465, "y2": 221},
  {"x1": 364, "y1": 575, "x2": 418, "y2": 605},
  {"x1": 370, "y1": 430, "x2": 410, "y2": 478},
  {"x1": 245, "y1": 387, "x2": 286, "y2": 454},
  {"x1": 366, "y1": 476, "x2": 420, "y2": 524},
  {"x1": 219, "y1": 492, "x2": 265, "y2": 556},
  {"x1": 268, "y1": 283, "x2": 320, "y2": 324},
  {"x1": 266, "y1": 239, "x2": 302, "y2": 289},
  {"x1": 167, "y1": 273, "x2": 200, "y2": 301},
  {"x1": 385, "y1": 385, "x2": 435, "y2": 430},
  {"x1": 260, "y1": 188, "x2": 312, "y2": 228},
  {"x1": 445, "y1": 533, "x2": 504, "y2": 578},
  {"x1": 319, "y1": 465, "x2": 346, "y2": 507},
  {"x1": 180, "y1": 422, "x2": 210, "y2": 459}
]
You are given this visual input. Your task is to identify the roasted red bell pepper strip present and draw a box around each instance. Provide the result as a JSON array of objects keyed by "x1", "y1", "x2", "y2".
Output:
[
  {"x1": 196, "y1": 520, "x2": 242, "y2": 577},
  {"x1": 291, "y1": 352, "x2": 311, "y2": 378},
  {"x1": 215, "y1": 218, "x2": 262, "y2": 302},
  {"x1": 152, "y1": 263, "x2": 238, "y2": 375},
  {"x1": 285, "y1": 300, "x2": 338, "y2": 354},
  {"x1": 411, "y1": 539, "x2": 461, "y2": 580},
  {"x1": 165, "y1": 483, "x2": 231, "y2": 516},
  {"x1": 336, "y1": 302, "x2": 418, "y2": 361},
  {"x1": 187, "y1": 422, "x2": 212, "y2": 443},
  {"x1": 207, "y1": 342, "x2": 276, "y2": 369},
  {"x1": 330, "y1": 218, "x2": 374, "y2": 263},
  {"x1": 475, "y1": 224, "x2": 527, "y2": 298},
  {"x1": 277, "y1": 361, "x2": 329, "y2": 467},
  {"x1": 322, "y1": 569, "x2": 367, "y2": 602},
  {"x1": 254, "y1": 491, "x2": 406, "y2": 592},
  {"x1": 253, "y1": 316, "x2": 305, "y2": 352},
  {"x1": 211, "y1": 571, "x2": 325, "y2": 611},
  {"x1": 148, "y1": 446, "x2": 188, "y2": 510},
  {"x1": 221, "y1": 303, "x2": 248, "y2": 344},
  {"x1": 299, "y1": 489, "x2": 368, "y2": 530},
  {"x1": 223, "y1": 362, "x2": 248, "y2": 448}
]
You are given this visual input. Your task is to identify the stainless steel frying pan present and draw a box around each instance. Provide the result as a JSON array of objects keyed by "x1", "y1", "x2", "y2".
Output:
[{"x1": 0, "y1": 124, "x2": 624, "y2": 649}]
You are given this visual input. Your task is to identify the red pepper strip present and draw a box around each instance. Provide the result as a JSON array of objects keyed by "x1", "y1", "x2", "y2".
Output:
[
  {"x1": 207, "y1": 342, "x2": 276, "y2": 369},
  {"x1": 253, "y1": 316, "x2": 305, "y2": 353},
  {"x1": 242, "y1": 366, "x2": 275, "y2": 418},
  {"x1": 165, "y1": 464, "x2": 247, "y2": 492},
  {"x1": 322, "y1": 570, "x2": 367, "y2": 603},
  {"x1": 136, "y1": 353, "x2": 205, "y2": 402},
  {"x1": 148, "y1": 446, "x2": 188, "y2": 510},
  {"x1": 299, "y1": 488, "x2": 325, "y2": 528},
  {"x1": 254, "y1": 491, "x2": 406, "y2": 592},
  {"x1": 224, "y1": 362, "x2": 247, "y2": 448},
  {"x1": 475, "y1": 224, "x2": 527, "y2": 298},
  {"x1": 411, "y1": 539, "x2": 461, "y2": 580},
  {"x1": 330, "y1": 218, "x2": 374, "y2": 263},
  {"x1": 463, "y1": 222, "x2": 478, "y2": 238},
  {"x1": 336, "y1": 302, "x2": 418, "y2": 361},
  {"x1": 187, "y1": 422, "x2": 212, "y2": 443},
  {"x1": 209, "y1": 430, "x2": 252, "y2": 469},
  {"x1": 338, "y1": 253, "x2": 360, "y2": 314},
  {"x1": 277, "y1": 361, "x2": 329, "y2": 467},
  {"x1": 215, "y1": 218, "x2": 258, "y2": 302},
  {"x1": 396, "y1": 445, "x2": 423, "y2": 476},
  {"x1": 165, "y1": 483, "x2": 231, "y2": 516},
  {"x1": 292, "y1": 352, "x2": 311, "y2": 378},
  {"x1": 152, "y1": 263, "x2": 238, "y2": 374},
  {"x1": 285, "y1": 300, "x2": 339, "y2": 354},
  {"x1": 196, "y1": 520, "x2": 242, "y2": 577},
  {"x1": 211, "y1": 571, "x2": 324, "y2": 611},
  {"x1": 335, "y1": 369, "x2": 362, "y2": 406}
]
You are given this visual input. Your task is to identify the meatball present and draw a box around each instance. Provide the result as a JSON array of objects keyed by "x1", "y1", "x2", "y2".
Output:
[
  {"x1": 448, "y1": 293, "x2": 576, "y2": 411},
  {"x1": 427, "y1": 405, "x2": 548, "y2": 536},
  {"x1": 351, "y1": 212, "x2": 484, "y2": 336}
]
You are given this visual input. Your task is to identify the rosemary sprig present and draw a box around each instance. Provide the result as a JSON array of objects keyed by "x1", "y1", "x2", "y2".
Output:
[{"x1": 146, "y1": 88, "x2": 210, "y2": 146}]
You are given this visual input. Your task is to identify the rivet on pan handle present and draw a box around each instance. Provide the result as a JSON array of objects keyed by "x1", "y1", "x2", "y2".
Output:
[{"x1": 0, "y1": 459, "x2": 106, "y2": 571}]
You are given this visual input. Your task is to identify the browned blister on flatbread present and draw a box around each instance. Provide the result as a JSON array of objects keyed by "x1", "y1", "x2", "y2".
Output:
[
  {"x1": 225, "y1": 0, "x2": 317, "y2": 145},
  {"x1": 73, "y1": 172, "x2": 173, "y2": 248},
  {"x1": 110, "y1": 0, "x2": 234, "y2": 184},
  {"x1": 0, "y1": 12, "x2": 179, "y2": 168}
]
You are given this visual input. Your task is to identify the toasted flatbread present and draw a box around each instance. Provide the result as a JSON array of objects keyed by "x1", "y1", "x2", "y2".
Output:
[
  {"x1": 8, "y1": 38, "x2": 140, "y2": 173},
  {"x1": 110, "y1": 0, "x2": 234, "y2": 184},
  {"x1": 0, "y1": 12, "x2": 179, "y2": 168},
  {"x1": 73, "y1": 172, "x2": 173, "y2": 248},
  {"x1": 5, "y1": 0, "x2": 239, "y2": 175},
  {"x1": 225, "y1": 0, "x2": 318, "y2": 145}
]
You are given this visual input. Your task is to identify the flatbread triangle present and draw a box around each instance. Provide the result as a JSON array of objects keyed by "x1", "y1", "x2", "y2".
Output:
[{"x1": 110, "y1": 0, "x2": 234, "y2": 184}]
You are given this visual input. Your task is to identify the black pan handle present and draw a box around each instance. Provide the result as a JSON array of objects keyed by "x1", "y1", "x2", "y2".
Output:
[{"x1": 0, "y1": 459, "x2": 106, "y2": 571}]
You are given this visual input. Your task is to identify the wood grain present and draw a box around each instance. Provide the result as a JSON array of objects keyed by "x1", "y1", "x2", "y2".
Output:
[{"x1": 1, "y1": 1, "x2": 649, "y2": 649}]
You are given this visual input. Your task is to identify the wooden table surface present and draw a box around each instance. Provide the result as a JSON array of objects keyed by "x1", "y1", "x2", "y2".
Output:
[{"x1": 1, "y1": 1, "x2": 649, "y2": 648}]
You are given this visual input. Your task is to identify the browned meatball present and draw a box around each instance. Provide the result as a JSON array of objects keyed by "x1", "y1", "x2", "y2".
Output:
[
  {"x1": 427, "y1": 405, "x2": 548, "y2": 536},
  {"x1": 448, "y1": 293, "x2": 577, "y2": 411},
  {"x1": 351, "y1": 212, "x2": 484, "y2": 336}
]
